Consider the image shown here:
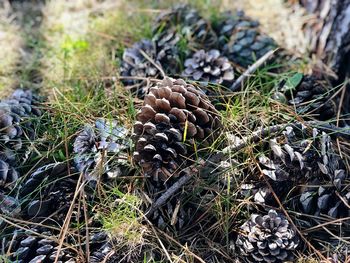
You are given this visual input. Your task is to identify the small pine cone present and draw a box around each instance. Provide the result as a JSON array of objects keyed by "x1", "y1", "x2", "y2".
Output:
[
  {"x1": 73, "y1": 118, "x2": 130, "y2": 183},
  {"x1": 153, "y1": 29, "x2": 182, "y2": 74},
  {"x1": 153, "y1": 4, "x2": 217, "y2": 49},
  {"x1": 0, "y1": 89, "x2": 42, "y2": 190},
  {"x1": 132, "y1": 77, "x2": 221, "y2": 181},
  {"x1": 216, "y1": 11, "x2": 277, "y2": 68},
  {"x1": 19, "y1": 163, "x2": 77, "y2": 222},
  {"x1": 275, "y1": 75, "x2": 336, "y2": 121},
  {"x1": 120, "y1": 39, "x2": 163, "y2": 97},
  {"x1": 183, "y1": 49, "x2": 234, "y2": 87},
  {"x1": 236, "y1": 209, "x2": 299, "y2": 263},
  {"x1": 2, "y1": 227, "x2": 76, "y2": 263}
]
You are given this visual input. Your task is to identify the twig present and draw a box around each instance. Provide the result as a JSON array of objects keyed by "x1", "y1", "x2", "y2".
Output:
[
  {"x1": 230, "y1": 49, "x2": 277, "y2": 91},
  {"x1": 146, "y1": 174, "x2": 192, "y2": 217},
  {"x1": 223, "y1": 121, "x2": 350, "y2": 154},
  {"x1": 139, "y1": 49, "x2": 166, "y2": 78}
]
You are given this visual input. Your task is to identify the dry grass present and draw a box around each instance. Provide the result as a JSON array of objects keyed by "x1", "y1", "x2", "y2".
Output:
[{"x1": 0, "y1": 1, "x2": 23, "y2": 96}]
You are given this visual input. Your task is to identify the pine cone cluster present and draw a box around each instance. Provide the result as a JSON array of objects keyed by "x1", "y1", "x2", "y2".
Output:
[
  {"x1": 183, "y1": 49, "x2": 234, "y2": 87},
  {"x1": 236, "y1": 209, "x2": 299, "y2": 263},
  {"x1": 132, "y1": 77, "x2": 221, "y2": 181},
  {"x1": 1, "y1": 227, "x2": 76, "y2": 263},
  {"x1": 215, "y1": 11, "x2": 277, "y2": 68},
  {"x1": 73, "y1": 118, "x2": 130, "y2": 183},
  {"x1": 0, "y1": 89, "x2": 42, "y2": 191},
  {"x1": 273, "y1": 75, "x2": 336, "y2": 121}
]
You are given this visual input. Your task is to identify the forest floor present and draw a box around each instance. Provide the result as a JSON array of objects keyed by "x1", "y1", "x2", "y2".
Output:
[{"x1": 0, "y1": 1, "x2": 347, "y2": 263}]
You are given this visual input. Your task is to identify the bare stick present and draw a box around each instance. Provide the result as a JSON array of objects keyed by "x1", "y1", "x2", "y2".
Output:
[
  {"x1": 146, "y1": 174, "x2": 192, "y2": 217},
  {"x1": 230, "y1": 49, "x2": 277, "y2": 91},
  {"x1": 139, "y1": 49, "x2": 166, "y2": 78},
  {"x1": 223, "y1": 121, "x2": 350, "y2": 154}
]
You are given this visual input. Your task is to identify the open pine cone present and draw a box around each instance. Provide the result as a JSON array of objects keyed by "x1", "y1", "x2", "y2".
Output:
[
  {"x1": 273, "y1": 75, "x2": 336, "y2": 121},
  {"x1": 73, "y1": 118, "x2": 130, "y2": 183},
  {"x1": 153, "y1": 4, "x2": 217, "y2": 50},
  {"x1": 132, "y1": 77, "x2": 221, "y2": 181},
  {"x1": 215, "y1": 11, "x2": 277, "y2": 68},
  {"x1": 183, "y1": 49, "x2": 234, "y2": 87},
  {"x1": 236, "y1": 209, "x2": 299, "y2": 263},
  {"x1": 243, "y1": 125, "x2": 349, "y2": 218},
  {"x1": 120, "y1": 39, "x2": 163, "y2": 97},
  {"x1": 19, "y1": 163, "x2": 78, "y2": 222},
  {"x1": 1, "y1": 226, "x2": 76, "y2": 262},
  {"x1": 0, "y1": 89, "x2": 42, "y2": 191}
]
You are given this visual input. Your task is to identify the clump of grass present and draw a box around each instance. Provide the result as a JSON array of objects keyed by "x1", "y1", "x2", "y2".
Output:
[
  {"x1": 40, "y1": 0, "x2": 153, "y2": 91},
  {"x1": 0, "y1": 3, "x2": 23, "y2": 95}
]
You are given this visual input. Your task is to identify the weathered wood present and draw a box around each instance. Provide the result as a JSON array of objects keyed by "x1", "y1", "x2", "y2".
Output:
[{"x1": 299, "y1": 0, "x2": 350, "y2": 79}]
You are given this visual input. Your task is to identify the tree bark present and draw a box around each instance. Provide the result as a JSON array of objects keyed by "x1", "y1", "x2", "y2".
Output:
[{"x1": 299, "y1": 0, "x2": 350, "y2": 79}]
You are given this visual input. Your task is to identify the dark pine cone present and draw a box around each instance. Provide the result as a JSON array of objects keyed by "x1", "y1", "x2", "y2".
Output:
[
  {"x1": 153, "y1": 4, "x2": 217, "y2": 50},
  {"x1": 273, "y1": 75, "x2": 336, "y2": 121},
  {"x1": 132, "y1": 77, "x2": 221, "y2": 181},
  {"x1": 245, "y1": 125, "x2": 349, "y2": 219},
  {"x1": 120, "y1": 39, "x2": 163, "y2": 98},
  {"x1": 183, "y1": 49, "x2": 234, "y2": 87},
  {"x1": 73, "y1": 118, "x2": 130, "y2": 183},
  {"x1": 19, "y1": 162, "x2": 77, "y2": 222},
  {"x1": 153, "y1": 29, "x2": 182, "y2": 75},
  {"x1": 215, "y1": 11, "x2": 277, "y2": 68},
  {"x1": 0, "y1": 89, "x2": 42, "y2": 191},
  {"x1": 236, "y1": 209, "x2": 299, "y2": 263},
  {"x1": 1, "y1": 227, "x2": 76, "y2": 263}
]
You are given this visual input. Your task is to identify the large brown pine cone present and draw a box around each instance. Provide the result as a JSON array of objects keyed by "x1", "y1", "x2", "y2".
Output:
[
  {"x1": 236, "y1": 209, "x2": 299, "y2": 263},
  {"x1": 132, "y1": 77, "x2": 221, "y2": 181}
]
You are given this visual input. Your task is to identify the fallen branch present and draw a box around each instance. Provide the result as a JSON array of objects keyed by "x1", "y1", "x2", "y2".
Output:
[
  {"x1": 145, "y1": 174, "x2": 192, "y2": 217},
  {"x1": 223, "y1": 121, "x2": 350, "y2": 154},
  {"x1": 145, "y1": 162, "x2": 205, "y2": 217},
  {"x1": 230, "y1": 49, "x2": 277, "y2": 91}
]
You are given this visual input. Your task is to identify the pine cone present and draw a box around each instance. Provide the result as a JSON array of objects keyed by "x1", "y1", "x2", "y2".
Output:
[
  {"x1": 73, "y1": 118, "x2": 130, "y2": 183},
  {"x1": 2, "y1": 227, "x2": 76, "y2": 263},
  {"x1": 183, "y1": 49, "x2": 234, "y2": 87},
  {"x1": 273, "y1": 75, "x2": 336, "y2": 121},
  {"x1": 19, "y1": 163, "x2": 77, "y2": 222},
  {"x1": 216, "y1": 11, "x2": 277, "y2": 68},
  {"x1": 120, "y1": 39, "x2": 162, "y2": 97},
  {"x1": 0, "y1": 192, "x2": 20, "y2": 227},
  {"x1": 147, "y1": 183, "x2": 194, "y2": 232},
  {"x1": 132, "y1": 77, "x2": 221, "y2": 181},
  {"x1": 153, "y1": 29, "x2": 182, "y2": 74},
  {"x1": 246, "y1": 125, "x2": 349, "y2": 218},
  {"x1": 153, "y1": 4, "x2": 217, "y2": 49},
  {"x1": 236, "y1": 209, "x2": 299, "y2": 263},
  {"x1": 0, "y1": 89, "x2": 42, "y2": 190}
]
